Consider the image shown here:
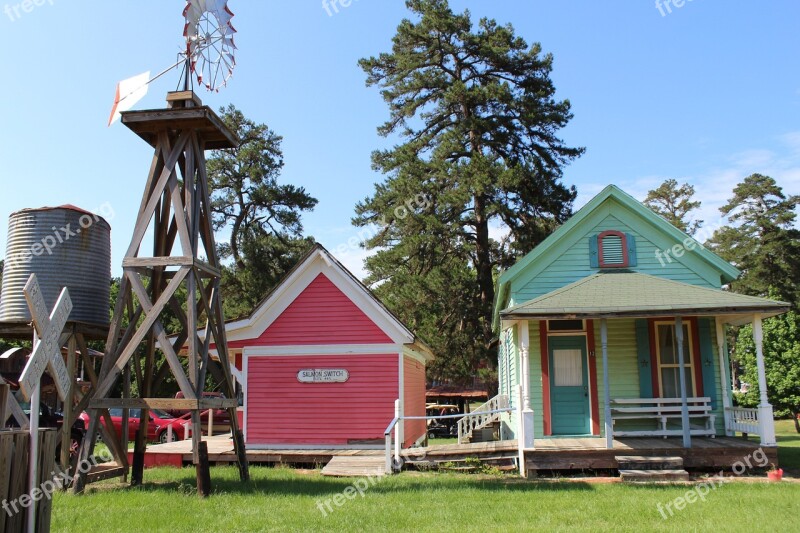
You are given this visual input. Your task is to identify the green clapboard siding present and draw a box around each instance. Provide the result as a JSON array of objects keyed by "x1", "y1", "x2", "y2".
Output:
[
  {"x1": 498, "y1": 333, "x2": 507, "y2": 397},
  {"x1": 528, "y1": 322, "x2": 545, "y2": 438},
  {"x1": 500, "y1": 325, "x2": 518, "y2": 435},
  {"x1": 513, "y1": 210, "x2": 720, "y2": 304},
  {"x1": 593, "y1": 319, "x2": 641, "y2": 437},
  {"x1": 634, "y1": 319, "x2": 653, "y2": 398},
  {"x1": 508, "y1": 325, "x2": 517, "y2": 407}
]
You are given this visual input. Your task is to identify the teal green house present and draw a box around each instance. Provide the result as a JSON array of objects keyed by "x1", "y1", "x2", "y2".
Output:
[{"x1": 493, "y1": 185, "x2": 789, "y2": 451}]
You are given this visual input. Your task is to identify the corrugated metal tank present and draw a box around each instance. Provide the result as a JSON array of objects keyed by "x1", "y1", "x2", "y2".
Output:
[{"x1": 0, "y1": 205, "x2": 111, "y2": 327}]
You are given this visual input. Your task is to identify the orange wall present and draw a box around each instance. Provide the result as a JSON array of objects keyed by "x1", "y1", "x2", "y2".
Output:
[{"x1": 403, "y1": 355, "x2": 427, "y2": 446}]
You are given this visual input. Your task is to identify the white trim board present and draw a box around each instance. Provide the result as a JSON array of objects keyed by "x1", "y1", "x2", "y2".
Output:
[
  {"x1": 243, "y1": 354, "x2": 249, "y2": 443},
  {"x1": 244, "y1": 344, "x2": 405, "y2": 357},
  {"x1": 402, "y1": 346, "x2": 429, "y2": 365}
]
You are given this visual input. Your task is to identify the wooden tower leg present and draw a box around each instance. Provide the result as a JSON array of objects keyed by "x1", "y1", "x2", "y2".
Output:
[{"x1": 58, "y1": 333, "x2": 77, "y2": 474}]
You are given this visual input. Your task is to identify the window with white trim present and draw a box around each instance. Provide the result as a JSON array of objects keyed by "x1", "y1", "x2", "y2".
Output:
[{"x1": 655, "y1": 322, "x2": 697, "y2": 398}]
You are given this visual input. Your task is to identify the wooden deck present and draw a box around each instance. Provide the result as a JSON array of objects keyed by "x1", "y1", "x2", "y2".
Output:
[
  {"x1": 127, "y1": 434, "x2": 775, "y2": 473},
  {"x1": 134, "y1": 435, "x2": 384, "y2": 467},
  {"x1": 321, "y1": 456, "x2": 386, "y2": 477}
]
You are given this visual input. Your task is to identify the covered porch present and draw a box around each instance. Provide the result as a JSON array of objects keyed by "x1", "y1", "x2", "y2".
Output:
[{"x1": 500, "y1": 272, "x2": 790, "y2": 452}]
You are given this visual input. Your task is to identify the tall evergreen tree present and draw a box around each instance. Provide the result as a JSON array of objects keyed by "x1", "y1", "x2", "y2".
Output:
[
  {"x1": 356, "y1": 0, "x2": 582, "y2": 382},
  {"x1": 644, "y1": 179, "x2": 702, "y2": 235},
  {"x1": 207, "y1": 105, "x2": 318, "y2": 318},
  {"x1": 707, "y1": 173, "x2": 800, "y2": 304}
]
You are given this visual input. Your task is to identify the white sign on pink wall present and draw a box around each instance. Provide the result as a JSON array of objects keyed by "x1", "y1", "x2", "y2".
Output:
[{"x1": 297, "y1": 369, "x2": 350, "y2": 383}]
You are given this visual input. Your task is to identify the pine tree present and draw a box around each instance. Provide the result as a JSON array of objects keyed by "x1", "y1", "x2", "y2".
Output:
[
  {"x1": 356, "y1": 0, "x2": 582, "y2": 382},
  {"x1": 644, "y1": 179, "x2": 702, "y2": 235},
  {"x1": 207, "y1": 105, "x2": 318, "y2": 317},
  {"x1": 707, "y1": 173, "x2": 800, "y2": 304}
]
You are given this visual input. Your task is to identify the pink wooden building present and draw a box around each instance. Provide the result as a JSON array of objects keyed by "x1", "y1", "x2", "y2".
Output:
[{"x1": 221, "y1": 244, "x2": 433, "y2": 449}]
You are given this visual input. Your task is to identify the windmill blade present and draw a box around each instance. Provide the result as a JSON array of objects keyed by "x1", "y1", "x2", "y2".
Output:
[{"x1": 184, "y1": 0, "x2": 237, "y2": 92}]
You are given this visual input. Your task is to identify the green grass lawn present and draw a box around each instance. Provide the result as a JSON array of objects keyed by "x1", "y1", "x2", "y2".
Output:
[
  {"x1": 775, "y1": 419, "x2": 800, "y2": 472},
  {"x1": 49, "y1": 421, "x2": 800, "y2": 532}
]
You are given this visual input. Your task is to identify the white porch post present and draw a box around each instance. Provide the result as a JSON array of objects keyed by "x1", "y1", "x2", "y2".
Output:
[
  {"x1": 601, "y1": 319, "x2": 612, "y2": 449},
  {"x1": 518, "y1": 321, "x2": 530, "y2": 409},
  {"x1": 393, "y1": 399, "x2": 401, "y2": 465},
  {"x1": 516, "y1": 384, "x2": 526, "y2": 477},
  {"x1": 676, "y1": 317, "x2": 691, "y2": 448},
  {"x1": 517, "y1": 321, "x2": 534, "y2": 450},
  {"x1": 715, "y1": 318, "x2": 734, "y2": 436},
  {"x1": 397, "y1": 352, "x2": 404, "y2": 450},
  {"x1": 753, "y1": 314, "x2": 777, "y2": 446}
]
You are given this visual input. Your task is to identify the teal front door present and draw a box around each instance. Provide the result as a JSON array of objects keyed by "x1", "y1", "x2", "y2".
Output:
[{"x1": 549, "y1": 336, "x2": 590, "y2": 435}]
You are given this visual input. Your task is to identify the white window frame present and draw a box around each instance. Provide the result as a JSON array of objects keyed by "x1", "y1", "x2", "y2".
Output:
[{"x1": 654, "y1": 320, "x2": 697, "y2": 398}]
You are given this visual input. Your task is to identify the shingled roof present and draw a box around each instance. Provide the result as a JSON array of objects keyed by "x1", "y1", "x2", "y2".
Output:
[{"x1": 500, "y1": 271, "x2": 790, "y2": 325}]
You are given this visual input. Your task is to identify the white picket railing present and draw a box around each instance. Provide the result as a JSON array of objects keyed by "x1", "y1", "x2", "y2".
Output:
[
  {"x1": 725, "y1": 407, "x2": 759, "y2": 435},
  {"x1": 383, "y1": 396, "x2": 514, "y2": 474},
  {"x1": 457, "y1": 394, "x2": 510, "y2": 444}
]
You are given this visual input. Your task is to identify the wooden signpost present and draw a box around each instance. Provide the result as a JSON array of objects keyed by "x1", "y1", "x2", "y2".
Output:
[
  {"x1": 19, "y1": 275, "x2": 73, "y2": 401},
  {"x1": 17, "y1": 273, "x2": 72, "y2": 533}
]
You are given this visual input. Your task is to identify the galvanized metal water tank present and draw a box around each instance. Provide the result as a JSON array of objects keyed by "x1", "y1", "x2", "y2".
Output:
[{"x1": 0, "y1": 205, "x2": 111, "y2": 327}]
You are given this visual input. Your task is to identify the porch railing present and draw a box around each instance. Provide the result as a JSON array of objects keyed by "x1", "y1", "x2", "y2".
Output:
[
  {"x1": 725, "y1": 407, "x2": 759, "y2": 435},
  {"x1": 457, "y1": 394, "x2": 510, "y2": 444},
  {"x1": 384, "y1": 399, "x2": 402, "y2": 474}
]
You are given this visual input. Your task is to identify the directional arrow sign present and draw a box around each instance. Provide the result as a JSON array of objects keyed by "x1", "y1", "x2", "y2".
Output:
[{"x1": 18, "y1": 274, "x2": 73, "y2": 400}]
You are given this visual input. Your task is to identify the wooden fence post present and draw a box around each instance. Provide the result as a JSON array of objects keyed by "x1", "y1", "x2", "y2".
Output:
[{"x1": 0, "y1": 429, "x2": 56, "y2": 533}]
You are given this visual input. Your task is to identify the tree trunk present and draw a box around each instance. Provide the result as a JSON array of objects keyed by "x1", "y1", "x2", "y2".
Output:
[
  {"x1": 230, "y1": 213, "x2": 245, "y2": 270},
  {"x1": 473, "y1": 193, "x2": 495, "y2": 346},
  {"x1": 793, "y1": 409, "x2": 800, "y2": 434}
]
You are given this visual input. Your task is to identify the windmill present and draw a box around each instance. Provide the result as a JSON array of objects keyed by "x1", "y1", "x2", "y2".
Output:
[
  {"x1": 108, "y1": 0, "x2": 237, "y2": 124},
  {"x1": 74, "y1": 0, "x2": 249, "y2": 495}
]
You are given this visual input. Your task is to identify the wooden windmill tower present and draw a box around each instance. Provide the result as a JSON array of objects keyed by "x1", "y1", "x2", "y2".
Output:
[{"x1": 73, "y1": 0, "x2": 248, "y2": 495}]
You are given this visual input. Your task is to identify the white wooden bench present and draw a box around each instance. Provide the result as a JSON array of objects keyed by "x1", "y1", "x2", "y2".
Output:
[{"x1": 610, "y1": 397, "x2": 716, "y2": 438}]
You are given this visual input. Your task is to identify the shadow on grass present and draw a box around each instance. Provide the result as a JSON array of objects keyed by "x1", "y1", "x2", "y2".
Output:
[{"x1": 93, "y1": 469, "x2": 613, "y2": 498}]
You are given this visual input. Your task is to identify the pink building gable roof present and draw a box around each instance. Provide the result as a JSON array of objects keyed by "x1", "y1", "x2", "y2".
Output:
[{"x1": 243, "y1": 272, "x2": 393, "y2": 346}]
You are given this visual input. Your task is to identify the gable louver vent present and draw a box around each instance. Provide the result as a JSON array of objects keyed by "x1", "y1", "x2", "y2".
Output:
[
  {"x1": 601, "y1": 234, "x2": 625, "y2": 265},
  {"x1": 589, "y1": 231, "x2": 636, "y2": 268}
]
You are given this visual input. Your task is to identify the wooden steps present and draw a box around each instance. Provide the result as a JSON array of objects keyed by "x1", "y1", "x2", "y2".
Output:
[
  {"x1": 321, "y1": 456, "x2": 386, "y2": 477},
  {"x1": 468, "y1": 422, "x2": 501, "y2": 443},
  {"x1": 616, "y1": 455, "x2": 689, "y2": 483},
  {"x1": 615, "y1": 456, "x2": 684, "y2": 470},
  {"x1": 619, "y1": 469, "x2": 690, "y2": 483}
]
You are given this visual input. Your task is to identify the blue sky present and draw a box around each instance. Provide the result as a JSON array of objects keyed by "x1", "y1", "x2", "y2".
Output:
[{"x1": 1, "y1": 0, "x2": 799, "y2": 279}]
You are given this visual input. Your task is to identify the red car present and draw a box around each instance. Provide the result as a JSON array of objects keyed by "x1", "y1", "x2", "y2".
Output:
[
  {"x1": 80, "y1": 408, "x2": 187, "y2": 444},
  {"x1": 166, "y1": 391, "x2": 232, "y2": 436}
]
